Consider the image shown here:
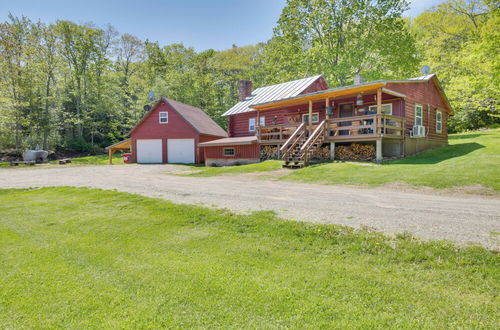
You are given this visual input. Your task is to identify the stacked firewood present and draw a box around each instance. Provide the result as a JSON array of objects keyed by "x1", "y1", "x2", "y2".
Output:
[
  {"x1": 335, "y1": 143, "x2": 375, "y2": 161},
  {"x1": 261, "y1": 146, "x2": 280, "y2": 160},
  {"x1": 310, "y1": 146, "x2": 330, "y2": 159}
]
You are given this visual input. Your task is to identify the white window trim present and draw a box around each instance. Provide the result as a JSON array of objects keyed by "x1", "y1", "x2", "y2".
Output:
[
  {"x1": 302, "y1": 112, "x2": 319, "y2": 124},
  {"x1": 159, "y1": 111, "x2": 168, "y2": 124},
  {"x1": 259, "y1": 116, "x2": 265, "y2": 127},
  {"x1": 223, "y1": 148, "x2": 235, "y2": 156},
  {"x1": 415, "y1": 104, "x2": 423, "y2": 126},
  {"x1": 368, "y1": 103, "x2": 392, "y2": 115},
  {"x1": 249, "y1": 118, "x2": 256, "y2": 132},
  {"x1": 436, "y1": 110, "x2": 443, "y2": 133}
]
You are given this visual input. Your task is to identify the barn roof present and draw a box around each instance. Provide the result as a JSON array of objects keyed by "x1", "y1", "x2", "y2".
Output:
[
  {"x1": 222, "y1": 75, "x2": 325, "y2": 116},
  {"x1": 129, "y1": 97, "x2": 227, "y2": 137},
  {"x1": 163, "y1": 98, "x2": 227, "y2": 137}
]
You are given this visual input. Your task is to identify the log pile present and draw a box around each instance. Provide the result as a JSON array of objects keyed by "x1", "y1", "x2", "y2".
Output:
[
  {"x1": 310, "y1": 146, "x2": 330, "y2": 160},
  {"x1": 335, "y1": 143, "x2": 375, "y2": 161},
  {"x1": 261, "y1": 146, "x2": 280, "y2": 160}
]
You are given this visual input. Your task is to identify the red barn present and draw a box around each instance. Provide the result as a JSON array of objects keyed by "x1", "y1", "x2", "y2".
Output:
[{"x1": 129, "y1": 97, "x2": 227, "y2": 164}]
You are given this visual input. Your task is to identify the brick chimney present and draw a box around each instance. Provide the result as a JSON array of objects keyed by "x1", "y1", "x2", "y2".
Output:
[{"x1": 238, "y1": 80, "x2": 253, "y2": 101}]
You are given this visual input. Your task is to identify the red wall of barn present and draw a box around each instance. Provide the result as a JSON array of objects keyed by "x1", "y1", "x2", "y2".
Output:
[
  {"x1": 198, "y1": 135, "x2": 222, "y2": 162},
  {"x1": 131, "y1": 100, "x2": 203, "y2": 163},
  {"x1": 204, "y1": 143, "x2": 260, "y2": 159}
]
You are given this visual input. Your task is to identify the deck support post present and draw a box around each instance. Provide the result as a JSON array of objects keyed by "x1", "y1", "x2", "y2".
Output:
[
  {"x1": 376, "y1": 139, "x2": 383, "y2": 162},
  {"x1": 330, "y1": 142, "x2": 336, "y2": 160}
]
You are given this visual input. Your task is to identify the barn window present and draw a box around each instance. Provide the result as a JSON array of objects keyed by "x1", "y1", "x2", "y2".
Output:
[
  {"x1": 159, "y1": 111, "x2": 168, "y2": 124},
  {"x1": 223, "y1": 148, "x2": 235, "y2": 156},
  {"x1": 249, "y1": 118, "x2": 256, "y2": 132},
  {"x1": 369, "y1": 103, "x2": 392, "y2": 115},
  {"x1": 436, "y1": 110, "x2": 443, "y2": 133},
  {"x1": 302, "y1": 112, "x2": 319, "y2": 124},
  {"x1": 415, "y1": 105, "x2": 423, "y2": 126}
]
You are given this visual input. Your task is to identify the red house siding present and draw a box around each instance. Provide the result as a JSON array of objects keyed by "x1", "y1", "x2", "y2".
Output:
[
  {"x1": 387, "y1": 79, "x2": 449, "y2": 111},
  {"x1": 228, "y1": 93, "x2": 403, "y2": 137},
  {"x1": 404, "y1": 100, "x2": 448, "y2": 141},
  {"x1": 204, "y1": 144, "x2": 260, "y2": 159},
  {"x1": 131, "y1": 100, "x2": 212, "y2": 163},
  {"x1": 203, "y1": 143, "x2": 260, "y2": 166},
  {"x1": 227, "y1": 77, "x2": 328, "y2": 137}
]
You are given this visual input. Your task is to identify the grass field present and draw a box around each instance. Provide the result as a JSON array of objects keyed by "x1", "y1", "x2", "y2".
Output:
[
  {"x1": 0, "y1": 187, "x2": 498, "y2": 328},
  {"x1": 185, "y1": 160, "x2": 281, "y2": 177},
  {"x1": 187, "y1": 129, "x2": 499, "y2": 190},
  {"x1": 65, "y1": 153, "x2": 127, "y2": 165},
  {"x1": 283, "y1": 129, "x2": 500, "y2": 190}
]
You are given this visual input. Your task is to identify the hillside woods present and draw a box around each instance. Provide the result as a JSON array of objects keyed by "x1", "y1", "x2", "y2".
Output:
[{"x1": 0, "y1": 0, "x2": 497, "y2": 153}]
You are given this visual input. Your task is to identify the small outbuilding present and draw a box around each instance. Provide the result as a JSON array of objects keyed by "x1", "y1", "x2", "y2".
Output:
[
  {"x1": 129, "y1": 97, "x2": 227, "y2": 164},
  {"x1": 199, "y1": 136, "x2": 260, "y2": 167}
]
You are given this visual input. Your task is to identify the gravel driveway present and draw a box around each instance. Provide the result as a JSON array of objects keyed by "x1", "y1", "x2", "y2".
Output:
[{"x1": 1, "y1": 164, "x2": 499, "y2": 249}]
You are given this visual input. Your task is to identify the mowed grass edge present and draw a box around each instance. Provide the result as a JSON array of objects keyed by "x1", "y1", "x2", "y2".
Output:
[{"x1": 0, "y1": 187, "x2": 498, "y2": 328}]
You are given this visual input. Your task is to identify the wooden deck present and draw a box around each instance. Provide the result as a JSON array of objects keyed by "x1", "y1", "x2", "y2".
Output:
[{"x1": 257, "y1": 114, "x2": 405, "y2": 144}]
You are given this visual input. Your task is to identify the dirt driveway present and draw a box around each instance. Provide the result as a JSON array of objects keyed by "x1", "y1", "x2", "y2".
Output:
[{"x1": 1, "y1": 164, "x2": 499, "y2": 249}]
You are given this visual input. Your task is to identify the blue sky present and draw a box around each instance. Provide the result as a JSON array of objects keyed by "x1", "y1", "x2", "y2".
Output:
[{"x1": 2, "y1": 0, "x2": 445, "y2": 51}]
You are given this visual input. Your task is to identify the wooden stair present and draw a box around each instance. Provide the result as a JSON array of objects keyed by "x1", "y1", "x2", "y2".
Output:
[{"x1": 280, "y1": 120, "x2": 327, "y2": 169}]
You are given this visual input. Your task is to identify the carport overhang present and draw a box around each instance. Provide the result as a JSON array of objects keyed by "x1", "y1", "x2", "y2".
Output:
[{"x1": 105, "y1": 139, "x2": 132, "y2": 164}]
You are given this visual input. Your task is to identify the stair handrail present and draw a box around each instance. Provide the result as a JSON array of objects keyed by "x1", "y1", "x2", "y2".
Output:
[
  {"x1": 300, "y1": 120, "x2": 327, "y2": 153},
  {"x1": 280, "y1": 122, "x2": 306, "y2": 153},
  {"x1": 281, "y1": 129, "x2": 306, "y2": 160}
]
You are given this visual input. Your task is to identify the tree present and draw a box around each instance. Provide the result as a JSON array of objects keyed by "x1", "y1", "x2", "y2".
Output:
[
  {"x1": 263, "y1": 0, "x2": 419, "y2": 86},
  {"x1": 413, "y1": 0, "x2": 499, "y2": 131}
]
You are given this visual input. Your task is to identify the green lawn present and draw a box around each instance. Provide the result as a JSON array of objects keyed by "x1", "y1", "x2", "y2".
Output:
[
  {"x1": 185, "y1": 160, "x2": 282, "y2": 177},
  {"x1": 66, "y1": 152, "x2": 127, "y2": 165},
  {"x1": 0, "y1": 187, "x2": 498, "y2": 328},
  {"x1": 283, "y1": 129, "x2": 500, "y2": 190}
]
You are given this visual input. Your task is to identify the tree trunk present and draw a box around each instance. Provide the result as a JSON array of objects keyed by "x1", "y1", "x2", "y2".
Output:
[{"x1": 43, "y1": 76, "x2": 51, "y2": 150}]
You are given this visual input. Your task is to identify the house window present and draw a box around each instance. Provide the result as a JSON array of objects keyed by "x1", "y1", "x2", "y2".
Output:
[
  {"x1": 223, "y1": 148, "x2": 235, "y2": 156},
  {"x1": 415, "y1": 104, "x2": 423, "y2": 126},
  {"x1": 302, "y1": 112, "x2": 319, "y2": 124},
  {"x1": 369, "y1": 103, "x2": 393, "y2": 115},
  {"x1": 249, "y1": 118, "x2": 256, "y2": 132},
  {"x1": 436, "y1": 110, "x2": 443, "y2": 133},
  {"x1": 159, "y1": 111, "x2": 168, "y2": 124},
  {"x1": 259, "y1": 116, "x2": 265, "y2": 127}
]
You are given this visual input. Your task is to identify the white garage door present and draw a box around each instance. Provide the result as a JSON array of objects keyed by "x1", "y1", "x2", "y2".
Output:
[
  {"x1": 136, "y1": 139, "x2": 163, "y2": 163},
  {"x1": 167, "y1": 138, "x2": 195, "y2": 164}
]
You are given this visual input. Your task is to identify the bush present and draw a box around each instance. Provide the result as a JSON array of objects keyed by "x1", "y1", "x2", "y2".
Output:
[{"x1": 64, "y1": 137, "x2": 100, "y2": 153}]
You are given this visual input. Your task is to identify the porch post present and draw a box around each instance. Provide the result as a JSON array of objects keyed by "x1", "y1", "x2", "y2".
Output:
[
  {"x1": 377, "y1": 88, "x2": 382, "y2": 114},
  {"x1": 376, "y1": 88, "x2": 382, "y2": 136},
  {"x1": 256, "y1": 109, "x2": 260, "y2": 136},
  {"x1": 330, "y1": 142, "x2": 336, "y2": 160},
  {"x1": 325, "y1": 97, "x2": 330, "y2": 120},
  {"x1": 308, "y1": 100, "x2": 313, "y2": 134},
  {"x1": 376, "y1": 139, "x2": 383, "y2": 162},
  {"x1": 108, "y1": 149, "x2": 115, "y2": 165}
]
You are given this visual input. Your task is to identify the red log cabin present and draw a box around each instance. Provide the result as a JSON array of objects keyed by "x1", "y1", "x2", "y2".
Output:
[{"x1": 200, "y1": 73, "x2": 453, "y2": 167}]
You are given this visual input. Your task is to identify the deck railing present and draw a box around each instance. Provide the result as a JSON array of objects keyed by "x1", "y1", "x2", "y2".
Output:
[
  {"x1": 257, "y1": 123, "x2": 301, "y2": 143},
  {"x1": 257, "y1": 115, "x2": 404, "y2": 143},
  {"x1": 327, "y1": 114, "x2": 404, "y2": 139}
]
